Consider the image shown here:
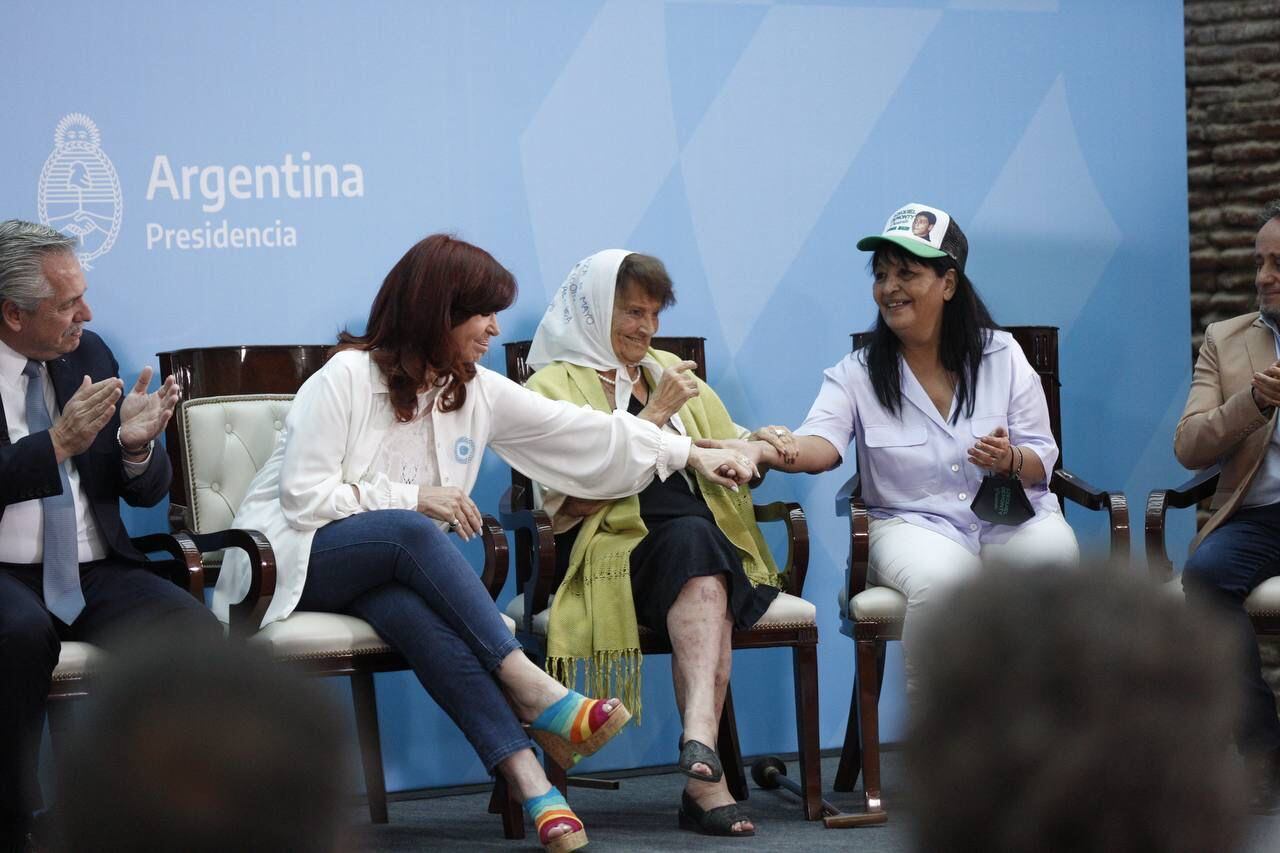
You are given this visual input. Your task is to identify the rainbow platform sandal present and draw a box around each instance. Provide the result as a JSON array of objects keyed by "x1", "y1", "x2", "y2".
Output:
[
  {"x1": 524, "y1": 788, "x2": 588, "y2": 853},
  {"x1": 528, "y1": 690, "x2": 632, "y2": 769}
]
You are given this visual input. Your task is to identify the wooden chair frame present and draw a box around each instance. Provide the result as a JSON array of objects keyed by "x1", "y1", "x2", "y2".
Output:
[
  {"x1": 45, "y1": 532, "x2": 206, "y2": 766},
  {"x1": 832, "y1": 325, "x2": 1131, "y2": 823},
  {"x1": 156, "y1": 345, "x2": 519, "y2": 833},
  {"x1": 499, "y1": 336, "x2": 825, "y2": 821}
]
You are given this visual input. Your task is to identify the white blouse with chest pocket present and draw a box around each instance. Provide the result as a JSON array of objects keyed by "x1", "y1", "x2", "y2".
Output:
[{"x1": 795, "y1": 330, "x2": 1062, "y2": 554}]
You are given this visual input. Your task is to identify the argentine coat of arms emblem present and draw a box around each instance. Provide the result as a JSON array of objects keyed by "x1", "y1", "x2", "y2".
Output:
[{"x1": 37, "y1": 113, "x2": 123, "y2": 269}]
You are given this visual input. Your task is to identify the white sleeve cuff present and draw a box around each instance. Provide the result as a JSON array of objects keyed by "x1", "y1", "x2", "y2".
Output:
[{"x1": 658, "y1": 434, "x2": 692, "y2": 481}]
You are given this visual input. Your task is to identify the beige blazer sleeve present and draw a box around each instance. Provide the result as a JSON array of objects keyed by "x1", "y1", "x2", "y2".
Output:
[{"x1": 1174, "y1": 322, "x2": 1272, "y2": 471}]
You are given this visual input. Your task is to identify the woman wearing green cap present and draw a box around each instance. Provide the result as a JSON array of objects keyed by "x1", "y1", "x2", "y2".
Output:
[{"x1": 727, "y1": 202, "x2": 1079, "y2": 659}]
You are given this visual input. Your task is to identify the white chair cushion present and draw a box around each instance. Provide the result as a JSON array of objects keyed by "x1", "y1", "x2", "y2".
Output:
[
  {"x1": 250, "y1": 612, "x2": 393, "y2": 659},
  {"x1": 505, "y1": 590, "x2": 812, "y2": 635},
  {"x1": 53, "y1": 641, "x2": 103, "y2": 681},
  {"x1": 250, "y1": 610, "x2": 516, "y2": 660},
  {"x1": 180, "y1": 395, "x2": 294, "y2": 533},
  {"x1": 849, "y1": 577, "x2": 1280, "y2": 623},
  {"x1": 1247, "y1": 576, "x2": 1280, "y2": 617},
  {"x1": 755, "y1": 591, "x2": 816, "y2": 628},
  {"x1": 505, "y1": 593, "x2": 553, "y2": 636},
  {"x1": 850, "y1": 586, "x2": 907, "y2": 623}
]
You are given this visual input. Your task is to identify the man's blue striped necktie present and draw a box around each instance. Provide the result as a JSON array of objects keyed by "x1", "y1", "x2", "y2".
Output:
[{"x1": 23, "y1": 359, "x2": 85, "y2": 624}]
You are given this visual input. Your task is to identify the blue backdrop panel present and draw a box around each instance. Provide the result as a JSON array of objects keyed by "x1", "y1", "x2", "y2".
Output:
[{"x1": 0, "y1": 0, "x2": 1191, "y2": 791}]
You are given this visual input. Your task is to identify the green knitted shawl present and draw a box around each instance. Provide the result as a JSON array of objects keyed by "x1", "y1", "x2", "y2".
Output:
[{"x1": 526, "y1": 349, "x2": 779, "y2": 717}]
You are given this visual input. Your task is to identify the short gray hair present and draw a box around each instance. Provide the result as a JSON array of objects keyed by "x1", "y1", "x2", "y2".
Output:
[
  {"x1": 0, "y1": 220, "x2": 78, "y2": 312},
  {"x1": 1260, "y1": 200, "x2": 1280, "y2": 227}
]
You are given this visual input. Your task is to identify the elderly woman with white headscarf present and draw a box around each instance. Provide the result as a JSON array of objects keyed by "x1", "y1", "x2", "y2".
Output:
[{"x1": 525, "y1": 250, "x2": 792, "y2": 838}]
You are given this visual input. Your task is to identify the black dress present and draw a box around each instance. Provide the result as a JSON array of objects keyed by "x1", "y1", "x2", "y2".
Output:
[{"x1": 553, "y1": 395, "x2": 778, "y2": 639}]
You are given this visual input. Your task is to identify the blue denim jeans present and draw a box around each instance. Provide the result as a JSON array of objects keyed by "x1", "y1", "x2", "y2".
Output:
[
  {"x1": 1183, "y1": 502, "x2": 1280, "y2": 755},
  {"x1": 298, "y1": 510, "x2": 528, "y2": 772}
]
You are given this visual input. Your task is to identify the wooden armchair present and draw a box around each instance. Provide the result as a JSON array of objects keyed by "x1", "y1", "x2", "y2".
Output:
[
  {"x1": 832, "y1": 325, "x2": 1130, "y2": 824},
  {"x1": 498, "y1": 336, "x2": 826, "y2": 820},
  {"x1": 1146, "y1": 465, "x2": 1280, "y2": 625},
  {"x1": 156, "y1": 345, "x2": 519, "y2": 834},
  {"x1": 46, "y1": 533, "x2": 205, "y2": 752}
]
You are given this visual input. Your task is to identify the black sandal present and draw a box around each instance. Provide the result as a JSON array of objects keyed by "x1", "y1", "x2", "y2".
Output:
[
  {"x1": 677, "y1": 737, "x2": 723, "y2": 783},
  {"x1": 678, "y1": 791, "x2": 755, "y2": 837}
]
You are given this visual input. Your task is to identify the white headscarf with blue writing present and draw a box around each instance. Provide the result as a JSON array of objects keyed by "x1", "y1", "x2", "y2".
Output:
[{"x1": 527, "y1": 249, "x2": 666, "y2": 413}]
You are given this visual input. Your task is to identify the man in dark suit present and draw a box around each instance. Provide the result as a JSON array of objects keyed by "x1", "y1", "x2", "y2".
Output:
[{"x1": 0, "y1": 220, "x2": 218, "y2": 852}]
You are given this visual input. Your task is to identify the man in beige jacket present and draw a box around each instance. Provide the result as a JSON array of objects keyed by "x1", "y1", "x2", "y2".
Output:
[{"x1": 1176, "y1": 200, "x2": 1280, "y2": 812}]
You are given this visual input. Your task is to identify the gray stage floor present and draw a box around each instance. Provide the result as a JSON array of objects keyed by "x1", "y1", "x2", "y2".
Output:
[{"x1": 350, "y1": 752, "x2": 1280, "y2": 852}]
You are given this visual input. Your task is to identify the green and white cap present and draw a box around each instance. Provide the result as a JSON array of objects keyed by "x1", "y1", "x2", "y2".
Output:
[{"x1": 856, "y1": 202, "x2": 968, "y2": 273}]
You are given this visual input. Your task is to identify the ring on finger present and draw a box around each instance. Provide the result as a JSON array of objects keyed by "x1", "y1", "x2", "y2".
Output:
[
  {"x1": 448, "y1": 519, "x2": 459, "y2": 532},
  {"x1": 773, "y1": 428, "x2": 785, "y2": 437}
]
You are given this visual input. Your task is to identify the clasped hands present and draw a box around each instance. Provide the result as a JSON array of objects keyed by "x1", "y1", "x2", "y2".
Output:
[
  {"x1": 559, "y1": 440, "x2": 767, "y2": 521},
  {"x1": 51, "y1": 366, "x2": 179, "y2": 463}
]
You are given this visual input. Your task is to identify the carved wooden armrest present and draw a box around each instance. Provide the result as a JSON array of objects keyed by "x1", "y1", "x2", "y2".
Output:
[
  {"x1": 1051, "y1": 468, "x2": 1130, "y2": 563},
  {"x1": 187, "y1": 528, "x2": 276, "y2": 639},
  {"x1": 832, "y1": 472, "x2": 871, "y2": 607},
  {"x1": 478, "y1": 513, "x2": 509, "y2": 601},
  {"x1": 499, "y1": 485, "x2": 558, "y2": 625},
  {"x1": 754, "y1": 501, "x2": 809, "y2": 596},
  {"x1": 132, "y1": 531, "x2": 205, "y2": 600},
  {"x1": 1144, "y1": 466, "x2": 1220, "y2": 583}
]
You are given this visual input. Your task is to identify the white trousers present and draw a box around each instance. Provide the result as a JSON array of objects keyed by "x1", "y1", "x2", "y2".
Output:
[{"x1": 868, "y1": 513, "x2": 1080, "y2": 661}]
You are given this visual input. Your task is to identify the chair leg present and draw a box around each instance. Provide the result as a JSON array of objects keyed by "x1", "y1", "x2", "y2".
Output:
[
  {"x1": 46, "y1": 699, "x2": 75, "y2": 787},
  {"x1": 489, "y1": 775, "x2": 525, "y2": 839},
  {"x1": 833, "y1": 668, "x2": 863, "y2": 792},
  {"x1": 545, "y1": 747, "x2": 568, "y2": 796},
  {"x1": 718, "y1": 685, "x2": 748, "y2": 802},
  {"x1": 791, "y1": 643, "x2": 824, "y2": 821},
  {"x1": 854, "y1": 639, "x2": 886, "y2": 817},
  {"x1": 350, "y1": 671, "x2": 389, "y2": 824}
]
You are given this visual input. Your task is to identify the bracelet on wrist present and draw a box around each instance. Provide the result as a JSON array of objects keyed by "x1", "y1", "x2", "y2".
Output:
[{"x1": 117, "y1": 426, "x2": 152, "y2": 458}]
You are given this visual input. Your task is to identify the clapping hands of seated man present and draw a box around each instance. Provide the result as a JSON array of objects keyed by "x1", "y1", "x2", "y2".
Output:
[
  {"x1": 51, "y1": 364, "x2": 178, "y2": 462},
  {"x1": 118, "y1": 365, "x2": 180, "y2": 459},
  {"x1": 1252, "y1": 359, "x2": 1280, "y2": 413}
]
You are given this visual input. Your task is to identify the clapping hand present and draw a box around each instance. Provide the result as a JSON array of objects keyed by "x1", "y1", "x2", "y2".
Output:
[
  {"x1": 50, "y1": 375, "x2": 123, "y2": 461},
  {"x1": 1253, "y1": 361, "x2": 1280, "y2": 411},
  {"x1": 119, "y1": 367, "x2": 180, "y2": 454},
  {"x1": 967, "y1": 425, "x2": 1014, "y2": 473}
]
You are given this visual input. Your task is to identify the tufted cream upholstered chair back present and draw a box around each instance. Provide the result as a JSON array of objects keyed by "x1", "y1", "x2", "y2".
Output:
[{"x1": 177, "y1": 394, "x2": 294, "y2": 533}]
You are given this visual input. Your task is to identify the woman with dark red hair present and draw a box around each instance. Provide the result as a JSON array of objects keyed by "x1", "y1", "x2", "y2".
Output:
[{"x1": 212, "y1": 234, "x2": 756, "y2": 852}]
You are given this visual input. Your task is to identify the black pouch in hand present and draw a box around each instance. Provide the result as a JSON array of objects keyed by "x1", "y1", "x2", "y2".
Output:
[{"x1": 970, "y1": 473, "x2": 1034, "y2": 526}]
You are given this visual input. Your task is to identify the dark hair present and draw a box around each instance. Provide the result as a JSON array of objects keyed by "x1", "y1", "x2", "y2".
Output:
[
  {"x1": 914, "y1": 211, "x2": 937, "y2": 227},
  {"x1": 616, "y1": 252, "x2": 676, "y2": 309},
  {"x1": 335, "y1": 234, "x2": 516, "y2": 420},
  {"x1": 907, "y1": 568, "x2": 1246, "y2": 853},
  {"x1": 862, "y1": 242, "x2": 995, "y2": 423},
  {"x1": 56, "y1": 629, "x2": 351, "y2": 853},
  {"x1": 1261, "y1": 199, "x2": 1280, "y2": 226}
]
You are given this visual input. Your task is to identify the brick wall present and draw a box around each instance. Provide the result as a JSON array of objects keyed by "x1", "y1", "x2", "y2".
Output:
[
  {"x1": 1186, "y1": 0, "x2": 1280, "y2": 354},
  {"x1": 1186, "y1": 0, "x2": 1280, "y2": 693}
]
